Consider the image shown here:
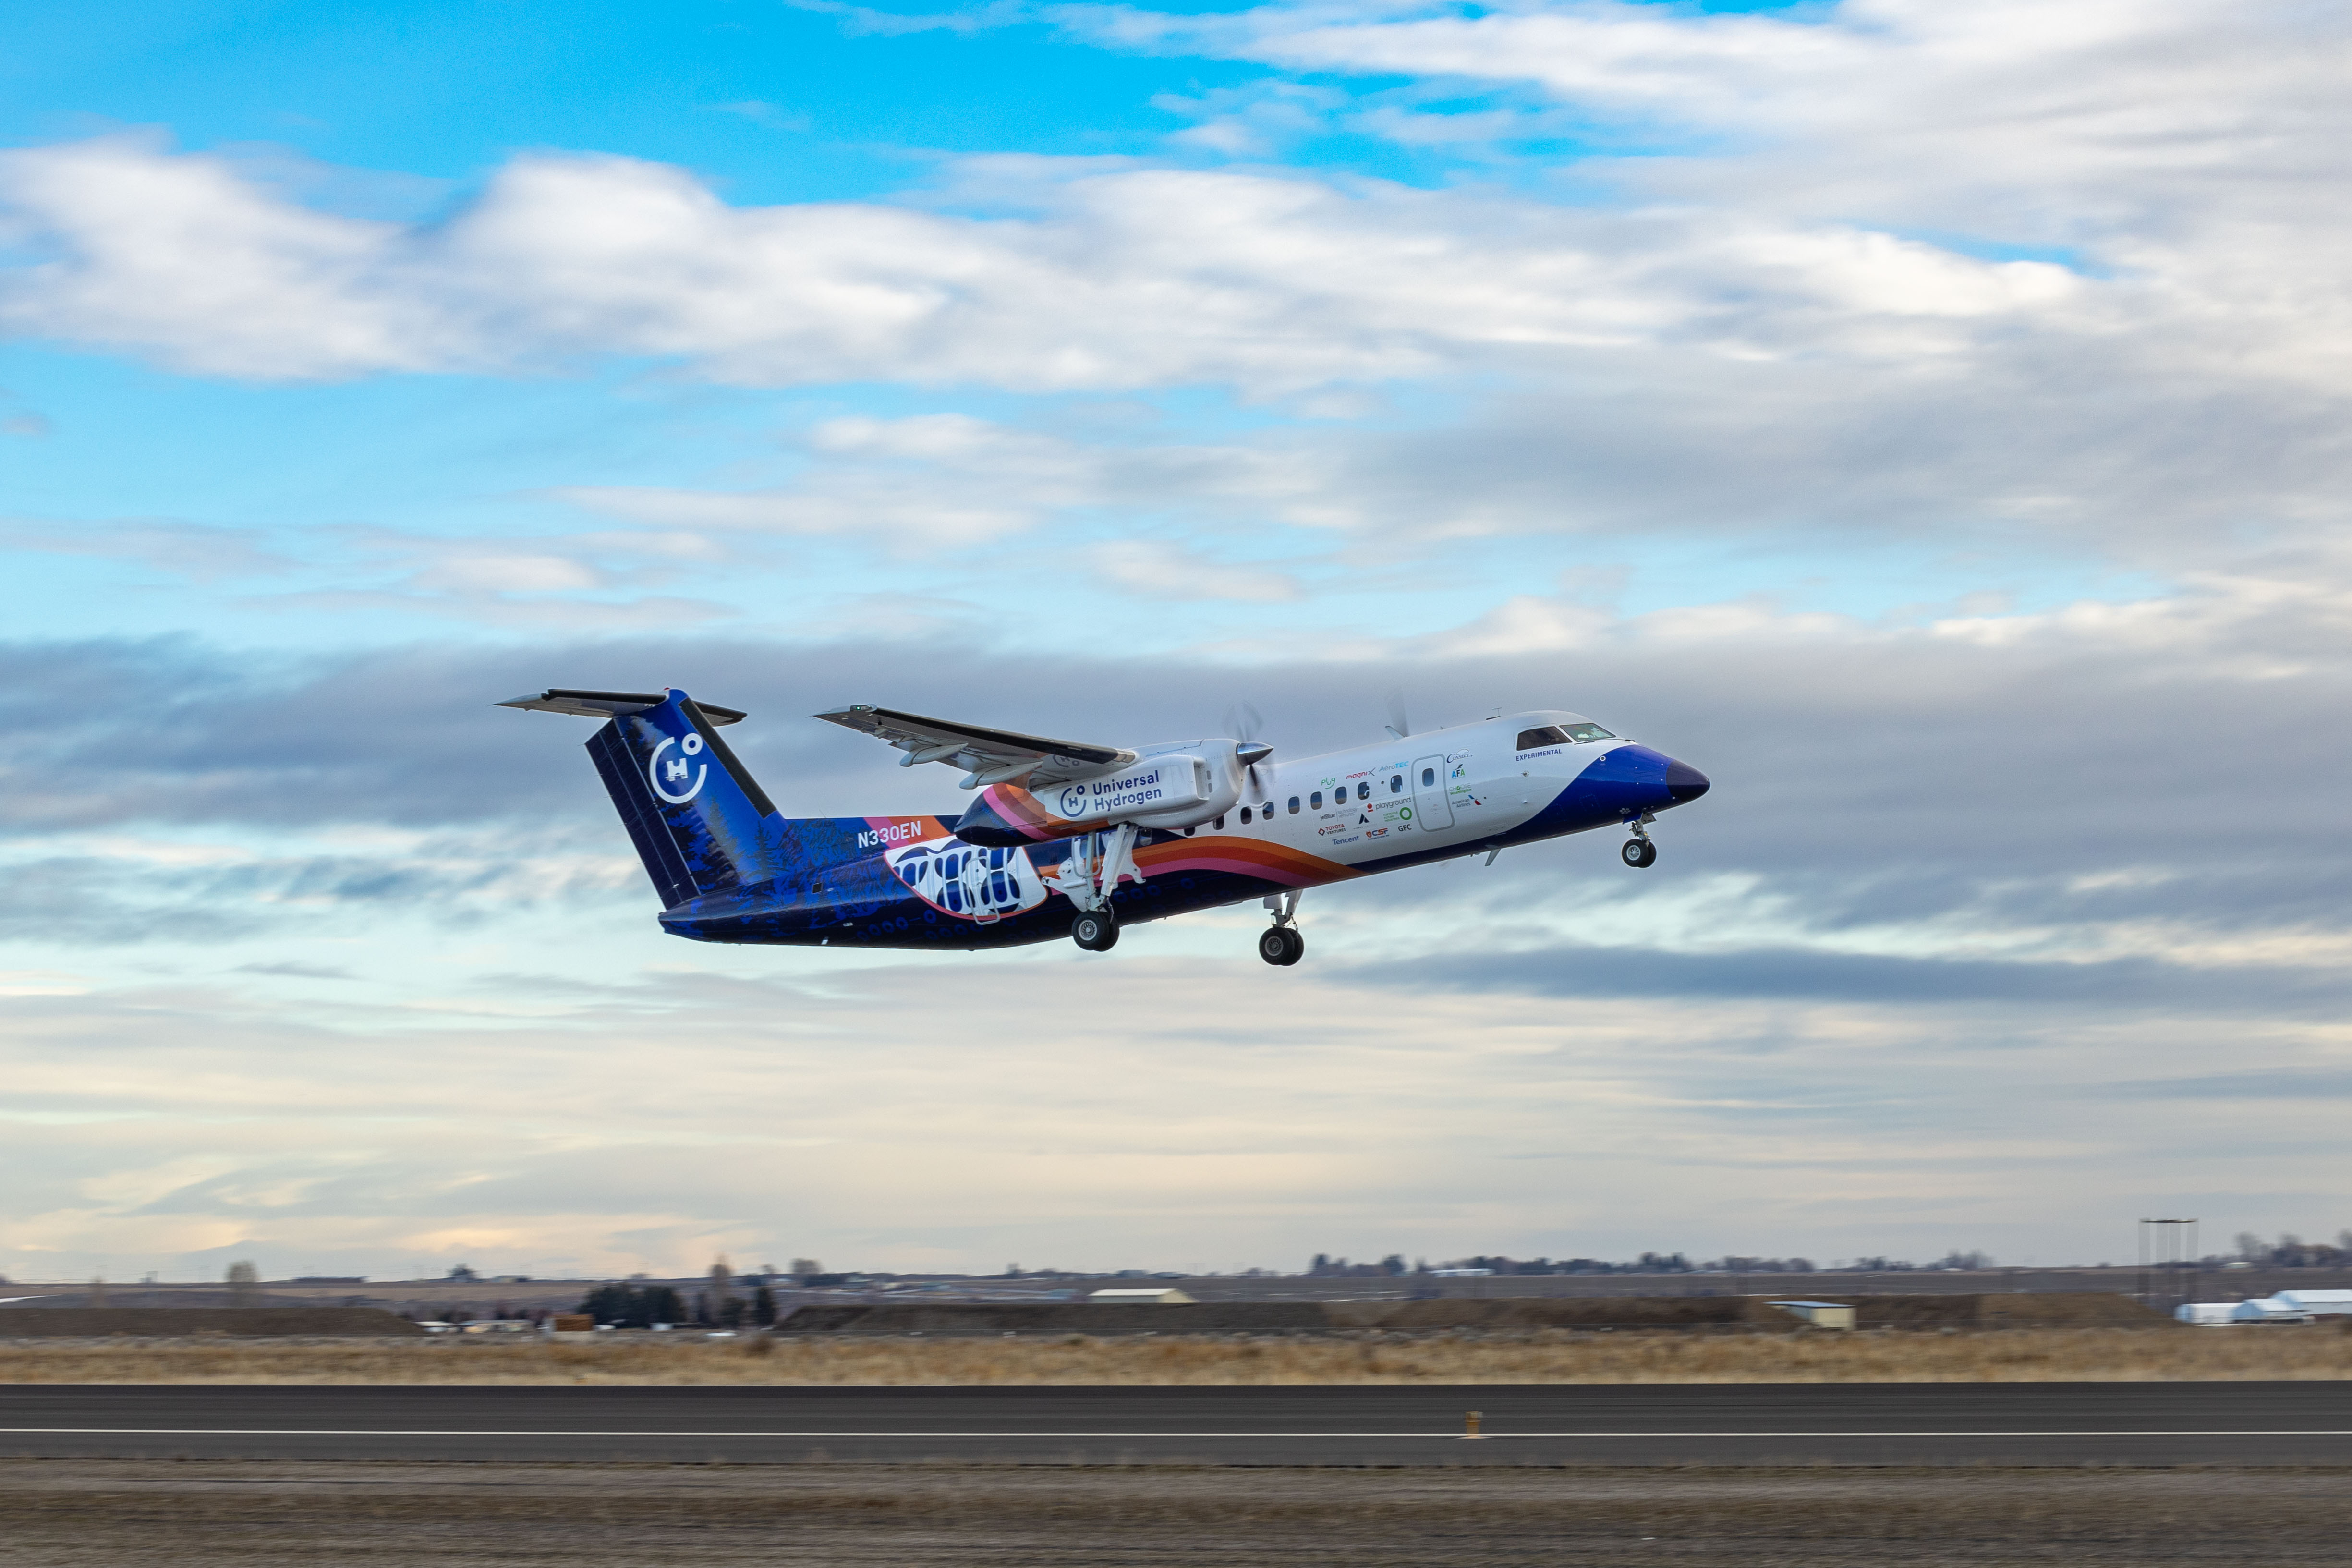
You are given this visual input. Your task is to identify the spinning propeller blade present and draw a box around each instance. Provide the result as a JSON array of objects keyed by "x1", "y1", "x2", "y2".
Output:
[
  {"x1": 1383, "y1": 688, "x2": 1411, "y2": 741},
  {"x1": 1225, "y1": 703, "x2": 1273, "y2": 794}
]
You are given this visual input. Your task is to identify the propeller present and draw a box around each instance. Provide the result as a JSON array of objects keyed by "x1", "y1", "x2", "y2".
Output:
[
  {"x1": 1224, "y1": 703, "x2": 1273, "y2": 797},
  {"x1": 1383, "y1": 688, "x2": 1411, "y2": 741}
]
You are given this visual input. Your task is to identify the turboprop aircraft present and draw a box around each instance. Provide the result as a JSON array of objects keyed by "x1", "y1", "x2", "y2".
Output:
[{"x1": 500, "y1": 688, "x2": 1710, "y2": 964}]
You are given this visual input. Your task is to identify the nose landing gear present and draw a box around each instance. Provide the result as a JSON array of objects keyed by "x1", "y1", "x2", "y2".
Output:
[{"x1": 1621, "y1": 812, "x2": 1658, "y2": 868}]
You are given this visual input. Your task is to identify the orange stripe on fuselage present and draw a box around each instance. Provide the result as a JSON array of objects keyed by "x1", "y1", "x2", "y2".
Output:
[{"x1": 1133, "y1": 835, "x2": 1355, "y2": 889}]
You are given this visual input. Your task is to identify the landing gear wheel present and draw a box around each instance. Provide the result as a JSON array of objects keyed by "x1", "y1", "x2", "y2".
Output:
[
  {"x1": 1258, "y1": 926, "x2": 1305, "y2": 966},
  {"x1": 1071, "y1": 909, "x2": 1120, "y2": 951},
  {"x1": 1621, "y1": 838, "x2": 1657, "y2": 868}
]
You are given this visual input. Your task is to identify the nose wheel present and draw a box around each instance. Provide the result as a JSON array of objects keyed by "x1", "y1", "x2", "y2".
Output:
[
  {"x1": 1071, "y1": 908, "x2": 1120, "y2": 951},
  {"x1": 1258, "y1": 926, "x2": 1304, "y2": 966},
  {"x1": 1621, "y1": 837, "x2": 1657, "y2": 868}
]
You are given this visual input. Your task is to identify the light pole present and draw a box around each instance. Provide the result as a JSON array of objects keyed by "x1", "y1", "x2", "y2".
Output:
[{"x1": 2139, "y1": 1218, "x2": 2197, "y2": 1317}]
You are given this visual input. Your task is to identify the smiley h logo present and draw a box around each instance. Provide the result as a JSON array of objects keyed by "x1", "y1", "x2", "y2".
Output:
[{"x1": 648, "y1": 731, "x2": 707, "y2": 804}]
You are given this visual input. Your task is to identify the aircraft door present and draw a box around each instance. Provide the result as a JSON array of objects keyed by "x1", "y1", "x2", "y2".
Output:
[{"x1": 1412, "y1": 755, "x2": 1453, "y2": 831}]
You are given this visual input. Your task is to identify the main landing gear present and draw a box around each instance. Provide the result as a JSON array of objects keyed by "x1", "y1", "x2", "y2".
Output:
[
  {"x1": 1258, "y1": 889, "x2": 1304, "y2": 966},
  {"x1": 1071, "y1": 907, "x2": 1119, "y2": 952},
  {"x1": 1621, "y1": 812, "x2": 1658, "y2": 868}
]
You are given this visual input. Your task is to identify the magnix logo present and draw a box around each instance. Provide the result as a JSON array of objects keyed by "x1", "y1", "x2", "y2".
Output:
[{"x1": 648, "y1": 731, "x2": 707, "y2": 804}]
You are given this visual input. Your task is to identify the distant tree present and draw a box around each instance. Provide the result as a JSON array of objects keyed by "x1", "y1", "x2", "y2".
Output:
[
  {"x1": 578, "y1": 1283, "x2": 684, "y2": 1328},
  {"x1": 752, "y1": 1282, "x2": 777, "y2": 1327},
  {"x1": 227, "y1": 1260, "x2": 261, "y2": 1308},
  {"x1": 445, "y1": 1264, "x2": 479, "y2": 1283},
  {"x1": 1379, "y1": 1254, "x2": 1407, "y2": 1276},
  {"x1": 2235, "y1": 1231, "x2": 2265, "y2": 1261}
]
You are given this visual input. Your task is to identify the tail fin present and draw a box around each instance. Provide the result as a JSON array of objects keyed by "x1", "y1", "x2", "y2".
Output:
[{"x1": 502, "y1": 687, "x2": 784, "y2": 907}]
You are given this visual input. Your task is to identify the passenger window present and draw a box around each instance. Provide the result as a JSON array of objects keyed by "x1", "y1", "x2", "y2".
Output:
[
  {"x1": 1240, "y1": 807, "x2": 1252, "y2": 824},
  {"x1": 1311, "y1": 791, "x2": 1323, "y2": 809},
  {"x1": 1390, "y1": 775, "x2": 1402, "y2": 793},
  {"x1": 1215, "y1": 814, "x2": 1225, "y2": 830},
  {"x1": 1288, "y1": 796, "x2": 1300, "y2": 814},
  {"x1": 1420, "y1": 767, "x2": 1435, "y2": 787},
  {"x1": 1356, "y1": 782, "x2": 1370, "y2": 801}
]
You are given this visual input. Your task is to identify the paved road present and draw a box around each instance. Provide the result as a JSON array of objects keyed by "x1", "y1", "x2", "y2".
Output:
[{"x1": 3, "y1": 1384, "x2": 2350, "y2": 1464}]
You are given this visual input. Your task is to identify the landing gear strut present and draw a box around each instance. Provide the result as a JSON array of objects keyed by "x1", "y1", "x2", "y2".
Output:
[
  {"x1": 1258, "y1": 889, "x2": 1304, "y2": 966},
  {"x1": 1621, "y1": 813, "x2": 1657, "y2": 869}
]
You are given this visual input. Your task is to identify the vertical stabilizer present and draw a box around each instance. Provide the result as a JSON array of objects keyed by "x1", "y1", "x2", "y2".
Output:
[{"x1": 503, "y1": 687, "x2": 784, "y2": 906}]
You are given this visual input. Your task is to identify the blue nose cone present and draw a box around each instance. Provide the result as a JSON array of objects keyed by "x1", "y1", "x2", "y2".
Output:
[{"x1": 1665, "y1": 758, "x2": 1710, "y2": 804}]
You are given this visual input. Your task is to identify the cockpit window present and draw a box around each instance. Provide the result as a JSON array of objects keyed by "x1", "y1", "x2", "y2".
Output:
[{"x1": 1520, "y1": 722, "x2": 1614, "y2": 749}]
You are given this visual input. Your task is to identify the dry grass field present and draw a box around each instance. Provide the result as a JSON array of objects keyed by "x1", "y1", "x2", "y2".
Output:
[
  {"x1": 1, "y1": 1459, "x2": 2345, "y2": 1566},
  {"x1": 4, "y1": 1325, "x2": 2352, "y2": 1384}
]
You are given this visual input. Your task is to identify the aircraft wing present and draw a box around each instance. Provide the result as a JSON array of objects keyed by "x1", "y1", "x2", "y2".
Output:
[{"x1": 817, "y1": 704, "x2": 1137, "y2": 786}]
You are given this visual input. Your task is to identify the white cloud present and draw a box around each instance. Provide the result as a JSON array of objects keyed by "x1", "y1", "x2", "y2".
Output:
[
  {"x1": 1091, "y1": 540, "x2": 1302, "y2": 601},
  {"x1": 0, "y1": 134, "x2": 2099, "y2": 391}
]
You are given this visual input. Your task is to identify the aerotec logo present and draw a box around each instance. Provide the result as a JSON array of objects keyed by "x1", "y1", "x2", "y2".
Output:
[{"x1": 647, "y1": 732, "x2": 707, "y2": 804}]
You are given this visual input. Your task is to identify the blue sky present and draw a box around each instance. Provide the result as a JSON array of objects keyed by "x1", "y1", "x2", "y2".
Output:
[{"x1": 2, "y1": 0, "x2": 2348, "y2": 1282}]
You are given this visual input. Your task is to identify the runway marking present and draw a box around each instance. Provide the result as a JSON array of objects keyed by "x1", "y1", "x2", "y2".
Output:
[{"x1": 6, "y1": 1428, "x2": 2352, "y2": 1440}]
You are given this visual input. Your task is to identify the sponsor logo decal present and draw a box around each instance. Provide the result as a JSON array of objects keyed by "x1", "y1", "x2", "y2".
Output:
[
  {"x1": 647, "y1": 732, "x2": 706, "y2": 804},
  {"x1": 1056, "y1": 785, "x2": 1089, "y2": 816}
]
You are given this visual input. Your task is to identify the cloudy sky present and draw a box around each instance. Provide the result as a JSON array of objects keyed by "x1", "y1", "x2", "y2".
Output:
[{"x1": 3, "y1": 0, "x2": 2347, "y2": 1284}]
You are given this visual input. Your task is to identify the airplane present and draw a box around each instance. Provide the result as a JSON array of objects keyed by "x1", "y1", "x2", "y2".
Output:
[{"x1": 499, "y1": 687, "x2": 1710, "y2": 964}]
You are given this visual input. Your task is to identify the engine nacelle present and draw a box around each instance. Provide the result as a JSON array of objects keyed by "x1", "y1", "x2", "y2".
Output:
[{"x1": 953, "y1": 741, "x2": 1249, "y2": 847}]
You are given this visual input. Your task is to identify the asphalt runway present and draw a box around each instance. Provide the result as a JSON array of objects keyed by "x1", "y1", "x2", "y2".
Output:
[{"x1": 4, "y1": 1383, "x2": 2350, "y2": 1464}]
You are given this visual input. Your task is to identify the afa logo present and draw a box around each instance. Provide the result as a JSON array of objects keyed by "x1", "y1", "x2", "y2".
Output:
[{"x1": 647, "y1": 731, "x2": 707, "y2": 804}]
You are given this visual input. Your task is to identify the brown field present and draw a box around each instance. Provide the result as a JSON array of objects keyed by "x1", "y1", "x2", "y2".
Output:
[
  {"x1": 2, "y1": 1460, "x2": 2348, "y2": 1566},
  {"x1": 4, "y1": 1324, "x2": 2352, "y2": 1384}
]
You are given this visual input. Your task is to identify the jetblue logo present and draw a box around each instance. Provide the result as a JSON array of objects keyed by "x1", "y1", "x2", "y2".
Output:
[{"x1": 647, "y1": 732, "x2": 706, "y2": 804}]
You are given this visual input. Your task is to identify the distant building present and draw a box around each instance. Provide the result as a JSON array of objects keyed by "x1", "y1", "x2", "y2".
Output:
[
  {"x1": 1430, "y1": 1268, "x2": 1493, "y2": 1278},
  {"x1": 1769, "y1": 1301, "x2": 1857, "y2": 1330},
  {"x1": 2231, "y1": 1290, "x2": 2352, "y2": 1323},
  {"x1": 1087, "y1": 1288, "x2": 1196, "y2": 1305}
]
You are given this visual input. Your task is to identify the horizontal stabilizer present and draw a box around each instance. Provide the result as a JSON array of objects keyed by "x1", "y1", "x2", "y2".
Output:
[{"x1": 500, "y1": 688, "x2": 746, "y2": 725}]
